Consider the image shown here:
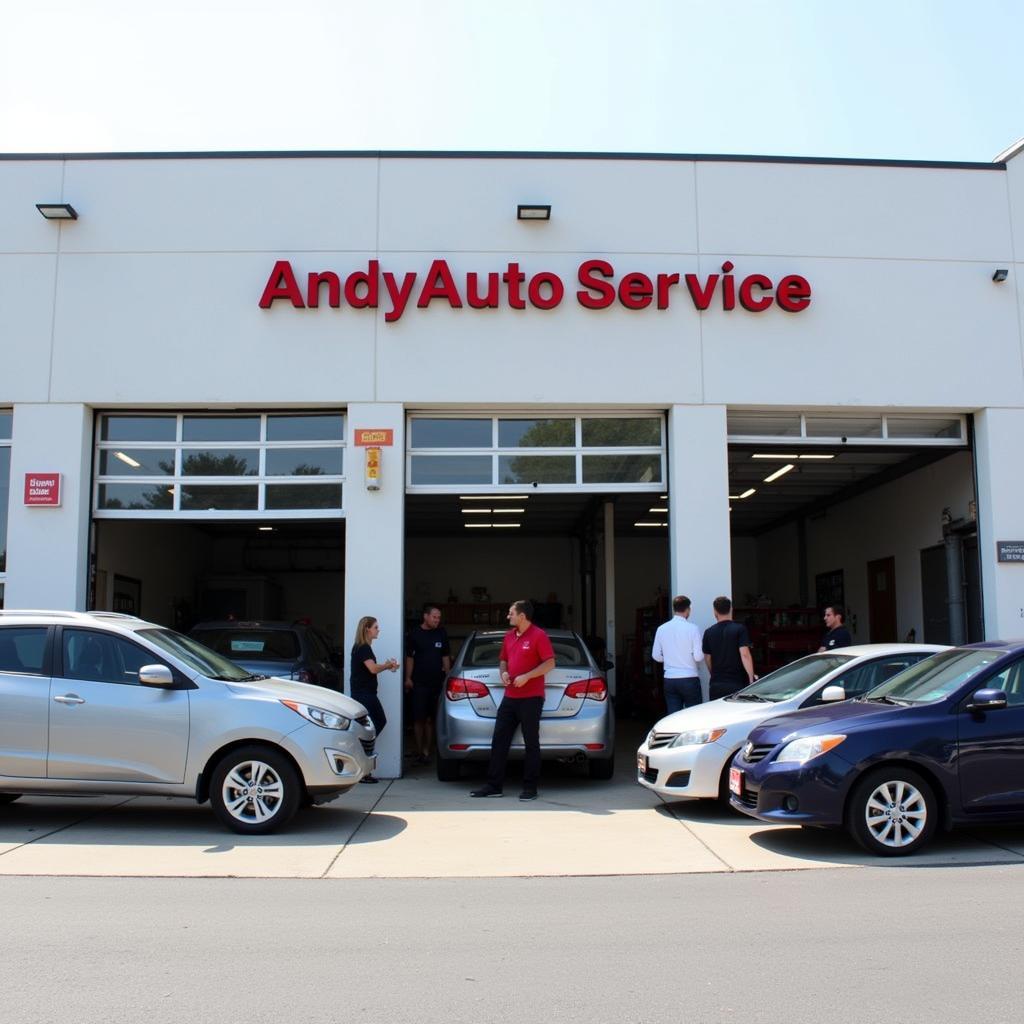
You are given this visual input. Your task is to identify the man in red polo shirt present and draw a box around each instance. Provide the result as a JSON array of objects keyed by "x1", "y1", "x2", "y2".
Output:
[{"x1": 470, "y1": 599, "x2": 555, "y2": 801}]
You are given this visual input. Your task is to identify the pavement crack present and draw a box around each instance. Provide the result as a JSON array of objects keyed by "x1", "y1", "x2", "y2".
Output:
[
  {"x1": 320, "y1": 780, "x2": 393, "y2": 877},
  {"x1": 659, "y1": 797, "x2": 736, "y2": 872}
]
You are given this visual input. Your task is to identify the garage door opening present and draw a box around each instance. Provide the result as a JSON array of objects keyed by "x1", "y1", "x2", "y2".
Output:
[{"x1": 727, "y1": 411, "x2": 979, "y2": 669}]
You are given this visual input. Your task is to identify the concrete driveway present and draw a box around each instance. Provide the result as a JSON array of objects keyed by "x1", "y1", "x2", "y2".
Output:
[{"x1": 2, "y1": 746, "x2": 1024, "y2": 878}]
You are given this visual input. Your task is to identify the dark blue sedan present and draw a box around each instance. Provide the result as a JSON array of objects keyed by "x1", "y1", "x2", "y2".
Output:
[{"x1": 729, "y1": 641, "x2": 1024, "y2": 855}]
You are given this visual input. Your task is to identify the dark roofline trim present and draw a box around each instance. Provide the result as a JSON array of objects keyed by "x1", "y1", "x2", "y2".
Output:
[{"x1": 0, "y1": 149, "x2": 1006, "y2": 170}]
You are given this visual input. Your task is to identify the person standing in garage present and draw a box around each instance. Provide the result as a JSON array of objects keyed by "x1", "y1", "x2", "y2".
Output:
[
  {"x1": 702, "y1": 596, "x2": 756, "y2": 700},
  {"x1": 818, "y1": 606, "x2": 853, "y2": 651},
  {"x1": 470, "y1": 599, "x2": 555, "y2": 802},
  {"x1": 404, "y1": 604, "x2": 452, "y2": 765},
  {"x1": 350, "y1": 616, "x2": 399, "y2": 784},
  {"x1": 651, "y1": 595, "x2": 705, "y2": 712}
]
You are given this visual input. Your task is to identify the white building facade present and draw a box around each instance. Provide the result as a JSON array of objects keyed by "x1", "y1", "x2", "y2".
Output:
[{"x1": 2, "y1": 146, "x2": 1024, "y2": 776}]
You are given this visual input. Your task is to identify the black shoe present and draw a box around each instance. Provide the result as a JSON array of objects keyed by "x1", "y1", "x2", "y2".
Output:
[
  {"x1": 469, "y1": 785, "x2": 503, "y2": 798},
  {"x1": 519, "y1": 789, "x2": 538, "y2": 802},
  {"x1": 359, "y1": 774, "x2": 380, "y2": 784}
]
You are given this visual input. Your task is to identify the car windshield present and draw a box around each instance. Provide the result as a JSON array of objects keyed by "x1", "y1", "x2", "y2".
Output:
[
  {"x1": 137, "y1": 628, "x2": 254, "y2": 681},
  {"x1": 192, "y1": 628, "x2": 301, "y2": 662},
  {"x1": 864, "y1": 648, "x2": 1007, "y2": 704},
  {"x1": 461, "y1": 634, "x2": 588, "y2": 668},
  {"x1": 725, "y1": 653, "x2": 853, "y2": 702}
]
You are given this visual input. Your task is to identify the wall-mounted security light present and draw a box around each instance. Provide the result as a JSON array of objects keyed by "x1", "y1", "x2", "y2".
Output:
[
  {"x1": 517, "y1": 204, "x2": 551, "y2": 221},
  {"x1": 992, "y1": 268, "x2": 1009, "y2": 282},
  {"x1": 36, "y1": 203, "x2": 78, "y2": 220}
]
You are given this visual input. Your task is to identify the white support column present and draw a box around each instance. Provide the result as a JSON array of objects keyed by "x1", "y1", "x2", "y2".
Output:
[
  {"x1": 344, "y1": 403, "x2": 405, "y2": 778},
  {"x1": 5, "y1": 404, "x2": 92, "y2": 610},
  {"x1": 668, "y1": 405, "x2": 732, "y2": 699},
  {"x1": 973, "y1": 408, "x2": 1024, "y2": 641},
  {"x1": 603, "y1": 500, "x2": 616, "y2": 695}
]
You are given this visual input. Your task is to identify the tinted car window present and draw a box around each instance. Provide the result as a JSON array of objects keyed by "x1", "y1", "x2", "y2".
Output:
[
  {"x1": 868, "y1": 648, "x2": 1006, "y2": 704},
  {"x1": 733, "y1": 654, "x2": 853, "y2": 702},
  {"x1": 194, "y1": 629, "x2": 301, "y2": 661},
  {"x1": 828, "y1": 657, "x2": 921, "y2": 700},
  {"x1": 63, "y1": 629, "x2": 161, "y2": 686},
  {"x1": 0, "y1": 627, "x2": 48, "y2": 674},
  {"x1": 986, "y1": 660, "x2": 1024, "y2": 707},
  {"x1": 462, "y1": 635, "x2": 587, "y2": 667}
]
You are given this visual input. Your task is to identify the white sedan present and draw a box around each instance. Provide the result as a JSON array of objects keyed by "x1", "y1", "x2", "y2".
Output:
[{"x1": 636, "y1": 644, "x2": 948, "y2": 803}]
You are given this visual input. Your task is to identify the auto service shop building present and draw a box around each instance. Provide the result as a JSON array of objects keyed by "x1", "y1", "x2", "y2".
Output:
[{"x1": 2, "y1": 145, "x2": 1024, "y2": 777}]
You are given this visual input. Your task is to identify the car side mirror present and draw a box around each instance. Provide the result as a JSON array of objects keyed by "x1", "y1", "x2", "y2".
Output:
[
  {"x1": 139, "y1": 664, "x2": 175, "y2": 687},
  {"x1": 966, "y1": 688, "x2": 1007, "y2": 712},
  {"x1": 820, "y1": 685, "x2": 846, "y2": 703}
]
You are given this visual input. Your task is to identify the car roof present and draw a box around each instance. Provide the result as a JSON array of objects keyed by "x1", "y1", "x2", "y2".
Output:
[
  {"x1": 191, "y1": 620, "x2": 303, "y2": 630},
  {"x1": 467, "y1": 628, "x2": 580, "y2": 640},
  {"x1": 958, "y1": 640, "x2": 1024, "y2": 652},
  {"x1": 814, "y1": 643, "x2": 949, "y2": 657},
  {"x1": 0, "y1": 609, "x2": 149, "y2": 626}
]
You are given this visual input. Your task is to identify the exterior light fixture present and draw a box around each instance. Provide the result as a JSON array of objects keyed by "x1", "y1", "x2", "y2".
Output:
[
  {"x1": 992, "y1": 268, "x2": 1009, "y2": 282},
  {"x1": 517, "y1": 204, "x2": 551, "y2": 221},
  {"x1": 763, "y1": 464, "x2": 795, "y2": 483},
  {"x1": 36, "y1": 203, "x2": 78, "y2": 220}
]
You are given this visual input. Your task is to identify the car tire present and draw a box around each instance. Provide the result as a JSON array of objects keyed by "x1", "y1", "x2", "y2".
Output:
[
  {"x1": 436, "y1": 755, "x2": 461, "y2": 782},
  {"x1": 847, "y1": 766, "x2": 937, "y2": 857},
  {"x1": 209, "y1": 745, "x2": 302, "y2": 835},
  {"x1": 0, "y1": 794, "x2": 21, "y2": 805},
  {"x1": 588, "y1": 755, "x2": 615, "y2": 781}
]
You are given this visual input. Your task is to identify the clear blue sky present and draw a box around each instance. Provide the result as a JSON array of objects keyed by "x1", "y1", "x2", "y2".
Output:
[{"x1": 1, "y1": 0, "x2": 1020, "y2": 161}]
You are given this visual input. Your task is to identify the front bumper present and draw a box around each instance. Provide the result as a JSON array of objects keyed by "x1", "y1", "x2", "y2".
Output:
[
  {"x1": 636, "y1": 740, "x2": 733, "y2": 799},
  {"x1": 728, "y1": 752, "x2": 853, "y2": 826},
  {"x1": 283, "y1": 720, "x2": 377, "y2": 790}
]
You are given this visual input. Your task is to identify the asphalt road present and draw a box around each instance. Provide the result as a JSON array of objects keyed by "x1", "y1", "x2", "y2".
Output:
[{"x1": 2, "y1": 866, "x2": 1022, "y2": 1024}]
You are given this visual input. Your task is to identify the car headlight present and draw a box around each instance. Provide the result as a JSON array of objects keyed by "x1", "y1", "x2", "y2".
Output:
[
  {"x1": 775, "y1": 734, "x2": 846, "y2": 764},
  {"x1": 670, "y1": 727, "x2": 726, "y2": 748},
  {"x1": 281, "y1": 700, "x2": 351, "y2": 730}
]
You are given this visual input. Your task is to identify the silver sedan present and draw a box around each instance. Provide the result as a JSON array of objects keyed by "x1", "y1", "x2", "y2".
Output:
[{"x1": 436, "y1": 629, "x2": 614, "y2": 781}]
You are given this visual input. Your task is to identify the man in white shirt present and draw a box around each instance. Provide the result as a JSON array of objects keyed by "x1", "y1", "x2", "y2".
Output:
[{"x1": 651, "y1": 595, "x2": 704, "y2": 713}]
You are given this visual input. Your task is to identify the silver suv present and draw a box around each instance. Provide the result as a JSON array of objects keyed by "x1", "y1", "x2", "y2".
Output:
[{"x1": 0, "y1": 610, "x2": 376, "y2": 833}]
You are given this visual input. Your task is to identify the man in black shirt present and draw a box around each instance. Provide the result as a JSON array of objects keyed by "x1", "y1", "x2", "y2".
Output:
[
  {"x1": 702, "y1": 596, "x2": 756, "y2": 700},
  {"x1": 404, "y1": 604, "x2": 451, "y2": 765},
  {"x1": 818, "y1": 605, "x2": 853, "y2": 651}
]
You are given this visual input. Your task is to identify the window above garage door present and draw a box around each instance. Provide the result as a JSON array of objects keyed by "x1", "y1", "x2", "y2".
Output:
[
  {"x1": 94, "y1": 412, "x2": 346, "y2": 518},
  {"x1": 407, "y1": 413, "x2": 665, "y2": 492}
]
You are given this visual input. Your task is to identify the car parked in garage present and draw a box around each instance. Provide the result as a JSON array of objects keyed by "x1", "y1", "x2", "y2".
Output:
[
  {"x1": 0, "y1": 610, "x2": 375, "y2": 833},
  {"x1": 729, "y1": 641, "x2": 1024, "y2": 855},
  {"x1": 436, "y1": 629, "x2": 614, "y2": 781},
  {"x1": 189, "y1": 619, "x2": 342, "y2": 690},
  {"x1": 637, "y1": 644, "x2": 947, "y2": 803}
]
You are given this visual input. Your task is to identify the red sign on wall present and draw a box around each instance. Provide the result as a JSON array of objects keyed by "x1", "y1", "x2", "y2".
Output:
[
  {"x1": 24, "y1": 473, "x2": 62, "y2": 507},
  {"x1": 354, "y1": 429, "x2": 394, "y2": 447}
]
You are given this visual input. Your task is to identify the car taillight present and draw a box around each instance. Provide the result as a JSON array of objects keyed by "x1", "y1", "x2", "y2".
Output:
[
  {"x1": 446, "y1": 677, "x2": 490, "y2": 700},
  {"x1": 565, "y1": 678, "x2": 608, "y2": 701}
]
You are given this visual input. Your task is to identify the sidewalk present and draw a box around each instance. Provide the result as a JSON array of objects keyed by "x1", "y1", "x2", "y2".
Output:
[{"x1": 2, "y1": 750, "x2": 1023, "y2": 878}]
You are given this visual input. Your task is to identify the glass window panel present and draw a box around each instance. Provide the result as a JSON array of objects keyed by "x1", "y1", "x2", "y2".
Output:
[
  {"x1": 727, "y1": 412, "x2": 802, "y2": 437},
  {"x1": 410, "y1": 455, "x2": 492, "y2": 485},
  {"x1": 182, "y1": 416, "x2": 260, "y2": 442},
  {"x1": 100, "y1": 415, "x2": 176, "y2": 442},
  {"x1": 498, "y1": 455, "x2": 575, "y2": 484},
  {"x1": 582, "y1": 454, "x2": 662, "y2": 484},
  {"x1": 265, "y1": 448, "x2": 343, "y2": 476},
  {"x1": 98, "y1": 483, "x2": 175, "y2": 510},
  {"x1": 410, "y1": 419, "x2": 491, "y2": 449},
  {"x1": 99, "y1": 449, "x2": 175, "y2": 476},
  {"x1": 581, "y1": 418, "x2": 661, "y2": 447},
  {"x1": 885, "y1": 416, "x2": 963, "y2": 440},
  {"x1": 805, "y1": 415, "x2": 882, "y2": 438},
  {"x1": 181, "y1": 449, "x2": 258, "y2": 476},
  {"x1": 0, "y1": 447, "x2": 8, "y2": 572},
  {"x1": 498, "y1": 419, "x2": 574, "y2": 448},
  {"x1": 265, "y1": 484, "x2": 343, "y2": 510},
  {"x1": 0, "y1": 412, "x2": 11, "y2": 439},
  {"x1": 267, "y1": 414, "x2": 345, "y2": 441},
  {"x1": 180, "y1": 485, "x2": 258, "y2": 511}
]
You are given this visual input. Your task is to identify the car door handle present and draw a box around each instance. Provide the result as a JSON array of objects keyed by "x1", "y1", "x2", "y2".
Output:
[{"x1": 53, "y1": 693, "x2": 86, "y2": 705}]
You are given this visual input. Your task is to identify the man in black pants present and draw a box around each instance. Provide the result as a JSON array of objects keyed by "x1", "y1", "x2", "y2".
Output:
[
  {"x1": 404, "y1": 604, "x2": 451, "y2": 765},
  {"x1": 702, "y1": 596, "x2": 756, "y2": 700},
  {"x1": 470, "y1": 599, "x2": 555, "y2": 802}
]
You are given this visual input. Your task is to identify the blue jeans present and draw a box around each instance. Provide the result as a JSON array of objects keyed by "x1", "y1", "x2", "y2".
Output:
[{"x1": 664, "y1": 677, "x2": 702, "y2": 714}]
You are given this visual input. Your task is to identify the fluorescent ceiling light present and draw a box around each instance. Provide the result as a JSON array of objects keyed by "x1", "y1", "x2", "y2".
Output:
[
  {"x1": 763, "y1": 464, "x2": 795, "y2": 483},
  {"x1": 798, "y1": 454, "x2": 835, "y2": 460},
  {"x1": 492, "y1": 507, "x2": 525, "y2": 514},
  {"x1": 752, "y1": 453, "x2": 799, "y2": 460},
  {"x1": 740, "y1": 488, "x2": 756, "y2": 499},
  {"x1": 460, "y1": 495, "x2": 529, "y2": 501},
  {"x1": 492, "y1": 523, "x2": 521, "y2": 528},
  {"x1": 648, "y1": 506, "x2": 668, "y2": 513},
  {"x1": 462, "y1": 508, "x2": 492, "y2": 514},
  {"x1": 728, "y1": 494, "x2": 740, "y2": 500},
  {"x1": 113, "y1": 451, "x2": 141, "y2": 469},
  {"x1": 259, "y1": 526, "x2": 274, "y2": 532},
  {"x1": 634, "y1": 521, "x2": 668, "y2": 527},
  {"x1": 464, "y1": 523, "x2": 492, "y2": 528}
]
